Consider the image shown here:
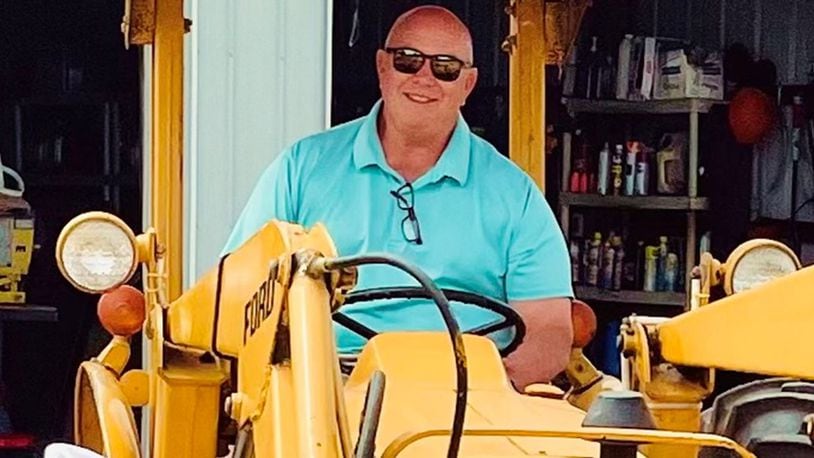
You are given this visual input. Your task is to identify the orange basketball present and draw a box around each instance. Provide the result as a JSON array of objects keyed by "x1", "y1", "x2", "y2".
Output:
[
  {"x1": 97, "y1": 285, "x2": 146, "y2": 337},
  {"x1": 729, "y1": 87, "x2": 776, "y2": 145}
]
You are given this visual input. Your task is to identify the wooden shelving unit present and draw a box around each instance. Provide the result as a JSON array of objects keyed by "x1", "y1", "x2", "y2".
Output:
[
  {"x1": 562, "y1": 97, "x2": 722, "y2": 115},
  {"x1": 9, "y1": 94, "x2": 130, "y2": 213},
  {"x1": 561, "y1": 97, "x2": 718, "y2": 309},
  {"x1": 574, "y1": 286, "x2": 685, "y2": 307},
  {"x1": 559, "y1": 192, "x2": 710, "y2": 211}
]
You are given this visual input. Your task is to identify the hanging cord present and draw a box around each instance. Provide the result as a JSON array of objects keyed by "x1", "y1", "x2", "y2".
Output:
[{"x1": 348, "y1": 0, "x2": 361, "y2": 47}]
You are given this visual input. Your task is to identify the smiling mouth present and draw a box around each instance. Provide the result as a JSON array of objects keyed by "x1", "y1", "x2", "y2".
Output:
[{"x1": 404, "y1": 93, "x2": 438, "y2": 104}]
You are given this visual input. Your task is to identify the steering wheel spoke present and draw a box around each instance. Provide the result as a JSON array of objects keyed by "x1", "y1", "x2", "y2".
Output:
[{"x1": 333, "y1": 287, "x2": 525, "y2": 356}]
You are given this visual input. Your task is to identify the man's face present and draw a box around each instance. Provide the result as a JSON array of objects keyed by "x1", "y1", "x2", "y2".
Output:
[{"x1": 376, "y1": 21, "x2": 477, "y2": 130}]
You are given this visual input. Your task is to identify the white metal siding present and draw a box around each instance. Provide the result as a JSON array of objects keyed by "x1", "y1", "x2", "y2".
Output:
[{"x1": 183, "y1": 0, "x2": 331, "y2": 284}]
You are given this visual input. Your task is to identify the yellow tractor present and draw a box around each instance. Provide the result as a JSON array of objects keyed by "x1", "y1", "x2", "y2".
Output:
[{"x1": 48, "y1": 1, "x2": 814, "y2": 457}]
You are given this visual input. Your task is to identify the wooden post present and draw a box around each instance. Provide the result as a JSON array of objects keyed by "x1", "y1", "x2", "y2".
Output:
[{"x1": 508, "y1": 0, "x2": 546, "y2": 191}]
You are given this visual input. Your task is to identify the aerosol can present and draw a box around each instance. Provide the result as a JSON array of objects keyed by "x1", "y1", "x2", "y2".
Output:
[{"x1": 611, "y1": 144, "x2": 624, "y2": 195}]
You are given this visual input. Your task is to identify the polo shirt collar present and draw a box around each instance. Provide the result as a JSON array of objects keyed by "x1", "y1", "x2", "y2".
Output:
[{"x1": 352, "y1": 99, "x2": 471, "y2": 186}]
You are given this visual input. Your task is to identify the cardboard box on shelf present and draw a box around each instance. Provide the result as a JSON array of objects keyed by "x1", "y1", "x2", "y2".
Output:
[{"x1": 654, "y1": 47, "x2": 724, "y2": 100}]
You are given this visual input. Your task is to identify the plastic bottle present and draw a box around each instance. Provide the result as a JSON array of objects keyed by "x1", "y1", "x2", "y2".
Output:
[
  {"x1": 597, "y1": 142, "x2": 610, "y2": 195},
  {"x1": 635, "y1": 149, "x2": 649, "y2": 196},
  {"x1": 600, "y1": 55, "x2": 616, "y2": 99},
  {"x1": 585, "y1": 36, "x2": 600, "y2": 99},
  {"x1": 586, "y1": 232, "x2": 602, "y2": 286},
  {"x1": 624, "y1": 142, "x2": 639, "y2": 196},
  {"x1": 616, "y1": 34, "x2": 633, "y2": 100},
  {"x1": 570, "y1": 138, "x2": 590, "y2": 193},
  {"x1": 600, "y1": 237, "x2": 615, "y2": 289},
  {"x1": 656, "y1": 236, "x2": 669, "y2": 291},
  {"x1": 612, "y1": 236, "x2": 625, "y2": 291},
  {"x1": 563, "y1": 46, "x2": 579, "y2": 97},
  {"x1": 664, "y1": 253, "x2": 679, "y2": 292},
  {"x1": 643, "y1": 246, "x2": 659, "y2": 292},
  {"x1": 611, "y1": 144, "x2": 624, "y2": 195},
  {"x1": 570, "y1": 240, "x2": 581, "y2": 284}
]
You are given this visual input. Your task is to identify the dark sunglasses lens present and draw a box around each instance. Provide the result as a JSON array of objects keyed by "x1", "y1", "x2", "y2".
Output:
[
  {"x1": 431, "y1": 59, "x2": 463, "y2": 82},
  {"x1": 393, "y1": 52, "x2": 424, "y2": 74}
]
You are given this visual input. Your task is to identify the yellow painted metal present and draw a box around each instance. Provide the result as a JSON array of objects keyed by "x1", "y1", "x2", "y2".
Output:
[
  {"x1": 74, "y1": 361, "x2": 141, "y2": 458},
  {"x1": 61, "y1": 204, "x2": 801, "y2": 458},
  {"x1": 564, "y1": 349, "x2": 624, "y2": 412},
  {"x1": 166, "y1": 221, "x2": 338, "y2": 356},
  {"x1": 658, "y1": 263, "x2": 814, "y2": 379},
  {"x1": 164, "y1": 220, "x2": 348, "y2": 457},
  {"x1": 380, "y1": 427, "x2": 754, "y2": 458},
  {"x1": 150, "y1": 0, "x2": 184, "y2": 301},
  {"x1": 279, "y1": 267, "x2": 342, "y2": 457},
  {"x1": 621, "y1": 317, "x2": 713, "y2": 458},
  {"x1": 8, "y1": 219, "x2": 33, "y2": 275},
  {"x1": 344, "y1": 333, "x2": 599, "y2": 457},
  {"x1": 120, "y1": 370, "x2": 150, "y2": 406},
  {"x1": 166, "y1": 221, "x2": 290, "y2": 354},
  {"x1": 250, "y1": 365, "x2": 299, "y2": 456},
  {"x1": 233, "y1": 225, "x2": 346, "y2": 457},
  {"x1": 0, "y1": 214, "x2": 34, "y2": 303},
  {"x1": 641, "y1": 402, "x2": 704, "y2": 458},
  {"x1": 96, "y1": 336, "x2": 132, "y2": 376},
  {"x1": 508, "y1": 0, "x2": 546, "y2": 189},
  {"x1": 152, "y1": 362, "x2": 226, "y2": 458}
]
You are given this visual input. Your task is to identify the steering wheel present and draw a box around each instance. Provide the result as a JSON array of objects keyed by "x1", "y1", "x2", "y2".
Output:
[{"x1": 333, "y1": 287, "x2": 526, "y2": 356}]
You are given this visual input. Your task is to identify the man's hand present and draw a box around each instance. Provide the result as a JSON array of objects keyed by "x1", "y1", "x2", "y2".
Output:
[{"x1": 502, "y1": 297, "x2": 573, "y2": 391}]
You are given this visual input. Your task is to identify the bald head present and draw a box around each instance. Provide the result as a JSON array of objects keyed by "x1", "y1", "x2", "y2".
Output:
[
  {"x1": 385, "y1": 6, "x2": 473, "y2": 64},
  {"x1": 375, "y1": 5, "x2": 478, "y2": 139}
]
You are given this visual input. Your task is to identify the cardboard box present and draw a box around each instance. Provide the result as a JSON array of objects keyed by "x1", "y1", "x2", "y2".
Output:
[
  {"x1": 654, "y1": 48, "x2": 724, "y2": 100},
  {"x1": 618, "y1": 36, "x2": 657, "y2": 100}
]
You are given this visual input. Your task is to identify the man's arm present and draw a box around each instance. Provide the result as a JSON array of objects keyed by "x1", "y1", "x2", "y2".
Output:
[
  {"x1": 503, "y1": 297, "x2": 573, "y2": 390},
  {"x1": 502, "y1": 177, "x2": 574, "y2": 391}
]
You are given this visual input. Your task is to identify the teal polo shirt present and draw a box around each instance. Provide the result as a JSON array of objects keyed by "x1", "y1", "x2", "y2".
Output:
[{"x1": 222, "y1": 100, "x2": 573, "y2": 354}]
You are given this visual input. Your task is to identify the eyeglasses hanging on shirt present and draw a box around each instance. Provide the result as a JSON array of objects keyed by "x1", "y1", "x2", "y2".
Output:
[{"x1": 390, "y1": 182, "x2": 423, "y2": 245}]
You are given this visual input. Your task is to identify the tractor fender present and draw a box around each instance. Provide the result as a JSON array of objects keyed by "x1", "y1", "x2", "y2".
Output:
[{"x1": 74, "y1": 361, "x2": 141, "y2": 458}]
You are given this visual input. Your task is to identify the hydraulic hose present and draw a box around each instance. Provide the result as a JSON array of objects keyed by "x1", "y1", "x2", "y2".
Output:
[{"x1": 321, "y1": 253, "x2": 467, "y2": 458}]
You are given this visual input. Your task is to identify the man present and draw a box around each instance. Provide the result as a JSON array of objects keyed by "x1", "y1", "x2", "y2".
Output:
[{"x1": 223, "y1": 6, "x2": 573, "y2": 389}]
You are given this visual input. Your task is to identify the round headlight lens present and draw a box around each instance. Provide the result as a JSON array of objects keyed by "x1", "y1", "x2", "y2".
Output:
[
  {"x1": 730, "y1": 245, "x2": 799, "y2": 294},
  {"x1": 57, "y1": 213, "x2": 138, "y2": 293}
]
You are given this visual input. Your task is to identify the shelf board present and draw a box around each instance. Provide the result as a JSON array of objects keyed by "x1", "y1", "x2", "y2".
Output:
[
  {"x1": 10, "y1": 93, "x2": 118, "y2": 107},
  {"x1": 563, "y1": 97, "x2": 723, "y2": 115},
  {"x1": 559, "y1": 192, "x2": 709, "y2": 211},
  {"x1": 0, "y1": 304, "x2": 58, "y2": 322},
  {"x1": 575, "y1": 286, "x2": 685, "y2": 307},
  {"x1": 25, "y1": 174, "x2": 138, "y2": 188}
]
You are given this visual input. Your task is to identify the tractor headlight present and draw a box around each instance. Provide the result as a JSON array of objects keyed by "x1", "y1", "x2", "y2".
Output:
[
  {"x1": 724, "y1": 239, "x2": 801, "y2": 295},
  {"x1": 56, "y1": 212, "x2": 139, "y2": 294}
]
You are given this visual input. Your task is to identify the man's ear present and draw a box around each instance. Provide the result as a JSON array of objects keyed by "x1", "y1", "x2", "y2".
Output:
[
  {"x1": 376, "y1": 50, "x2": 389, "y2": 78},
  {"x1": 461, "y1": 67, "x2": 479, "y2": 106}
]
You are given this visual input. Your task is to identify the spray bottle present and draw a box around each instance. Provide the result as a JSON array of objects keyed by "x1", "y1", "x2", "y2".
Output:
[{"x1": 586, "y1": 232, "x2": 602, "y2": 286}]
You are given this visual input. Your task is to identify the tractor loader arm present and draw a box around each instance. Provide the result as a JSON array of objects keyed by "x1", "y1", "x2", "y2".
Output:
[{"x1": 656, "y1": 263, "x2": 814, "y2": 380}]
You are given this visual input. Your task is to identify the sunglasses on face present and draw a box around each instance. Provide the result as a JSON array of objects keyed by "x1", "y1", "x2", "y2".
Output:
[{"x1": 384, "y1": 47, "x2": 472, "y2": 82}]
